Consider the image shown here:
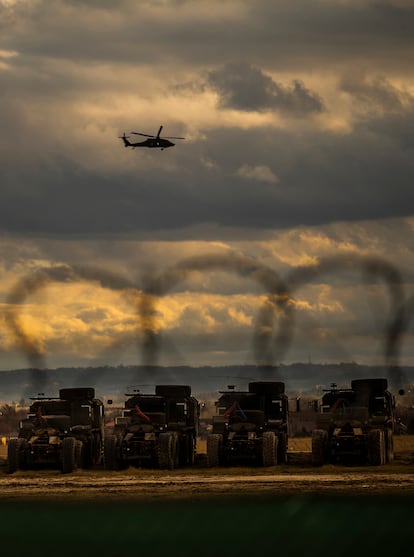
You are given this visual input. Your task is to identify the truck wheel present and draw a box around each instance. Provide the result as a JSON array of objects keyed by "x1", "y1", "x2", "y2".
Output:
[
  {"x1": 75, "y1": 440, "x2": 84, "y2": 469},
  {"x1": 381, "y1": 431, "x2": 387, "y2": 464},
  {"x1": 278, "y1": 432, "x2": 288, "y2": 464},
  {"x1": 96, "y1": 433, "x2": 104, "y2": 466},
  {"x1": 312, "y1": 429, "x2": 327, "y2": 467},
  {"x1": 88, "y1": 432, "x2": 102, "y2": 467},
  {"x1": 386, "y1": 430, "x2": 394, "y2": 463},
  {"x1": 158, "y1": 432, "x2": 174, "y2": 470},
  {"x1": 171, "y1": 432, "x2": 180, "y2": 469},
  {"x1": 104, "y1": 434, "x2": 121, "y2": 470},
  {"x1": 178, "y1": 433, "x2": 193, "y2": 467},
  {"x1": 18, "y1": 439, "x2": 28, "y2": 470},
  {"x1": 262, "y1": 431, "x2": 277, "y2": 466},
  {"x1": 7, "y1": 438, "x2": 25, "y2": 474},
  {"x1": 206, "y1": 434, "x2": 223, "y2": 467},
  {"x1": 62, "y1": 437, "x2": 77, "y2": 474},
  {"x1": 368, "y1": 429, "x2": 385, "y2": 465},
  {"x1": 187, "y1": 433, "x2": 195, "y2": 466}
]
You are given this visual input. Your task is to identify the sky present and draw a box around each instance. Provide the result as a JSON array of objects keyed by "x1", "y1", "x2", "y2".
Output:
[{"x1": 1, "y1": 0, "x2": 414, "y2": 375}]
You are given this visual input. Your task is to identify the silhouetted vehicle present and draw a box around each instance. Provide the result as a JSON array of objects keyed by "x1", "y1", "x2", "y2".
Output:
[
  {"x1": 311, "y1": 378, "x2": 402, "y2": 466},
  {"x1": 7, "y1": 387, "x2": 104, "y2": 474},
  {"x1": 206, "y1": 382, "x2": 289, "y2": 467},
  {"x1": 104, "y1": 385, "x2": 199, "y2": 470},
  {"x1": 119, "y1": 125, "x2": 185, "y2": 150}
]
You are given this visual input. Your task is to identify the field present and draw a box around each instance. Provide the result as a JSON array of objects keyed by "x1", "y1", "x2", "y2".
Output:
[
  {"x1": 1, "y1": 435, "x2": 413, "y2": 499},
  {"x1": 1, "y1": 438, "x2": 414, "y2": 555}
]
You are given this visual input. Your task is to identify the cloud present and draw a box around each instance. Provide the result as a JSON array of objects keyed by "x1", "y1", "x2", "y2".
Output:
[
  {"x1": 206, "y1": 63, "x2": 324, "y2": 115},
  {"x1": 1, "y1": 215, "x2": 414, "y2": 369},
  {"x1": 340, "y1": 75, "x2": 414, "y2": 113},
  {"x1": 3, "y1": 0, "x2": 413, "y2": 73},
  {"x1": 1, "y1": 107, "x2": 414, "y2": 236},
  {"x1": 237, "y1": 164, "x2": 279, "y2": 184},
  {"x1": 1, "y1": 0, "x2": 414, "y2": 373}
]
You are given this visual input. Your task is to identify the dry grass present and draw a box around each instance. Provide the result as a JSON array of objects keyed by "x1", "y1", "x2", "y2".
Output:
[
  {"x1": 280, "y1": 434, "x2": 414, "y2": 453},
  {"x1": 199, "y1": 435, "x2": 414, "y2": 453},
  {"x1": 288, "y1": 437, "x2": 312, "y2": 452},
  {"x1": 394, "y1": 435, "x2": 414, "y2": 452},
  {"x1": 197, "y1": 438, "x2": 206, "y2": 454}
]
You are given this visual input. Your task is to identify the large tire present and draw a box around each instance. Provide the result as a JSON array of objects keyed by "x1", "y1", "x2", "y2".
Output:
[
  {"x1": 179, "y1": 433, "x2": 195, "y2": 466},
  {"x1": 104, "y1": 434, "x2": 122, "y2": 470},
  {"x1": 18, "y1": 439, "x2": 28, "y2": 470},
  {"x1": 158, "y1": 432, "x2": 174, "y2": 470},
  {"x1": 171, "y1": 432, "x2": 180, "y2": 469},
  {"x1": 7, "y1": 438, "x2": 26, "y2": 474},
  {"x1": 312, "y1": 429, "x2": 328, "y2": 467},
  {"x1": 278, "y1": 432, "x2": 288, "y2": 464},
  {"x1": 262, "y1": 431, "x2": 277, "y2": 466},
  {"x1": 367, "y1": 429, "x2": 385, "y2": 466},
  {"x1": 83, "y1": 439, "x2": 93, "y2": 469},
  {"x1": 62, "y1": 437, "x2": 77, "y2": 474},
  {"x1": 75, "y1": 440, "x2": 84, "y2": 469},
  {"x1": 206, "y1": 434, "x2": 223, "y2": 467},
  {"x1": 386, "y1": 430, "x2": 394, "y2": 463},
  {"x1": 186, "y1": 433, "x2": 195, "y2": 466},
  {"x1": 96, "y1": 433, "x2": 104, "y2": 466},
  {"x1": 82, "y1": 433, "x2": 101, "y2": 468}
]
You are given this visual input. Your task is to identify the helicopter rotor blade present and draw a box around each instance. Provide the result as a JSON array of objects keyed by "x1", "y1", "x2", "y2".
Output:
[
  {"x1": 131, "y1": 132, "x2": 155, "y2": 138},
  {"x1": 163, "y1": 136, "x2": 185, "y2": 140},
  {"x1": 156, "y1": 125, "x2": 163, "y2": 138}
]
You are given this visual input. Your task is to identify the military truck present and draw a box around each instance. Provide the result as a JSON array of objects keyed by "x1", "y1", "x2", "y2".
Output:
[
  {"x1": 311, "y1": 378, "x2": 400, "y2": 466},
  {"x1": 206, "y1": 381, "x2": 289, "y2": 467},
  {"x1": 7, "y1": 387, "x2": 104, "y2": 474},
  {"x1": 104, "y1": 385, "x2": 200, "y2": 470}
]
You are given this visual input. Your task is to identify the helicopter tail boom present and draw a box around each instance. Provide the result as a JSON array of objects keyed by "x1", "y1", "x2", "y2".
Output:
[{"x1": 120, "y1": 133, "x2": 132, "y2": 147}]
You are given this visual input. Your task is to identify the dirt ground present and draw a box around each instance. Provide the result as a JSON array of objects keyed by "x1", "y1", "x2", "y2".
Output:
[{"x1": 1, "y1": 435, "x2": 413, "y2": 500}]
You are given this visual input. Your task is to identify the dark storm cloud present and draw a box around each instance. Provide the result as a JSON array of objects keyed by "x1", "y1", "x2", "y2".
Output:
[
  {"x1": 340, "y1": 75, "x2": 414, "y2": 112},
  {"x1": 1, "y1": 0, "x2": 413, "y2": 71},
  {"x1": 0, "y1": 0, "x2": 413, "y2": 239},
  {"x1": 1, "y1": 106, "x2": 414, "y2": 237},
  {"x1": 206, "y1": 63, "x2": 324, "y2": 114}
]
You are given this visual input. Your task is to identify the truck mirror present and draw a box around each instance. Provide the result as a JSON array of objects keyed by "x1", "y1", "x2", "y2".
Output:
[
  {"x1": 107, "y1": 399, "x2": 113, "y2": 405},
  {"x1": 398, "y1": 389, "x2": 405, "y2": 396}
]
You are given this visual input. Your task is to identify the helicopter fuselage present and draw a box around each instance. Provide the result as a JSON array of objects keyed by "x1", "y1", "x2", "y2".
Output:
[{"x1": 132, "y1": 138, "x2": 175, "y2": 149}]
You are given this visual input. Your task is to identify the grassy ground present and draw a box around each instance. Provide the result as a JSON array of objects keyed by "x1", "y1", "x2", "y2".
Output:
[
  {"x1": 1, "y1": 496, "x2": 414, "y2": 556},
  {"x1": 1, "y1": 436, "x2": 413, "y2": 555}
]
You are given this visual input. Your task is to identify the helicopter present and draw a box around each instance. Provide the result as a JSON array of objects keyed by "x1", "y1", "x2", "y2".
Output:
[{"x1": 119, "y1": 125, "x2": 185, "y2": 150}]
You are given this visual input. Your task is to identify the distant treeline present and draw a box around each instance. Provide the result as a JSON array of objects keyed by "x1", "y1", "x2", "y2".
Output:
[{"x1": 1, "y1": 362, "x2": 413, "y2": 402}]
